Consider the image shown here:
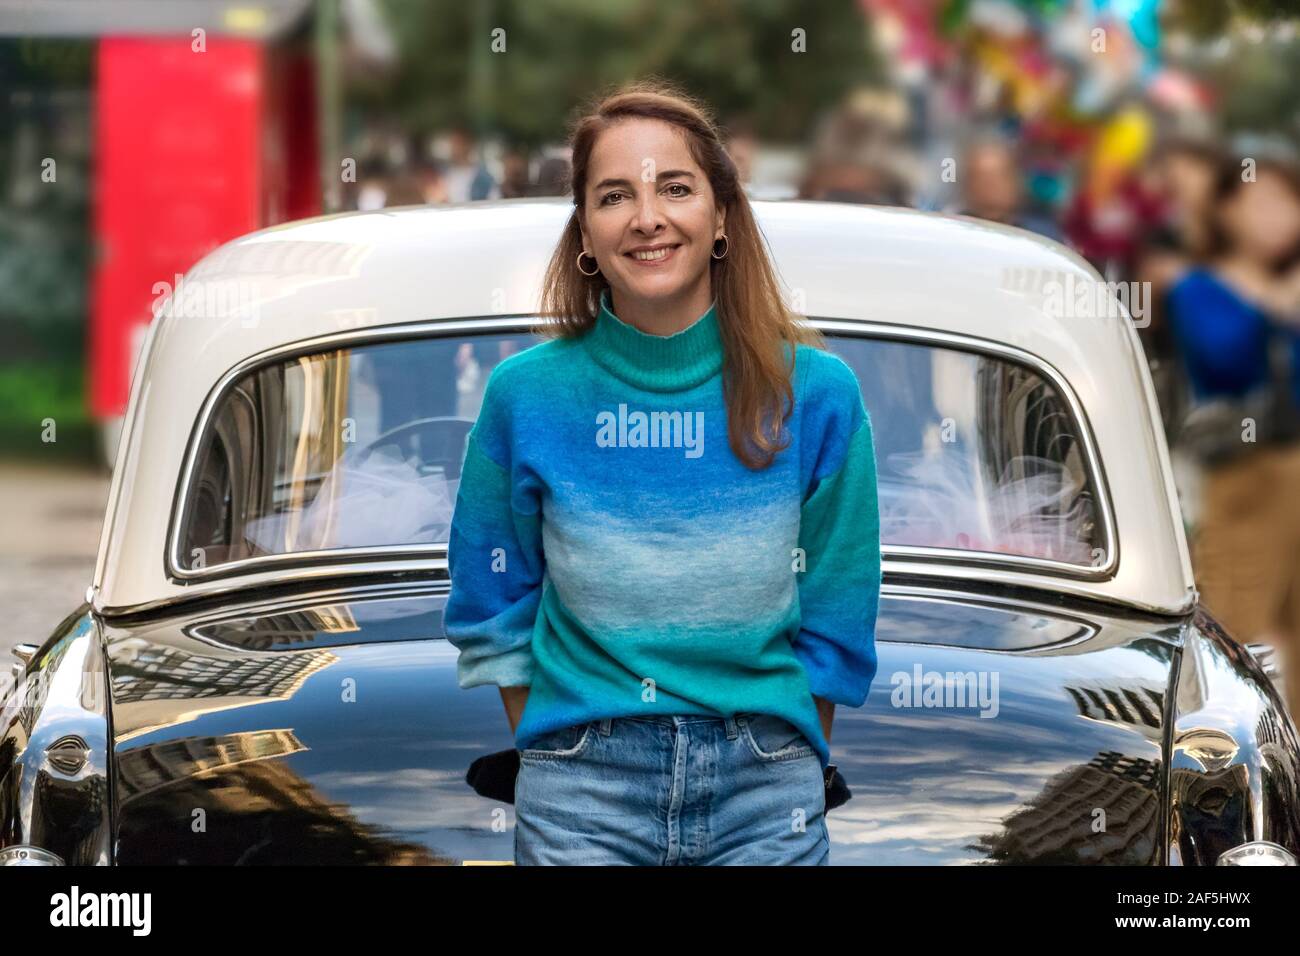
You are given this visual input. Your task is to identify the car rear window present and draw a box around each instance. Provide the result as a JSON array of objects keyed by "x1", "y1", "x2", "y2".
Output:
[
  {"x1": 174, "y1": 331, "x2": 537, "y2": 573},
  {"x1": 173, "y1": 325, "x2": 1107, "y2": 575},
  {"x1": 831, "y1": 334, "x2": 1106, "y2": 569}
]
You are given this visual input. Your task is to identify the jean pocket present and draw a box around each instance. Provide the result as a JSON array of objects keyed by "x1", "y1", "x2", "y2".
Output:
[
  {"x1": 740, "y1": 713, "x2": 816, "y2": 762},
  {"x1": 519, "y1": 722, "x2": 594, "y2": 761}
]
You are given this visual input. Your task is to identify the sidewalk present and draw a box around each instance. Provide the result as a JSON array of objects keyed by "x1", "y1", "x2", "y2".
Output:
[{"x1": 0, "y1": 461, "x2": 111, "y2": 663}]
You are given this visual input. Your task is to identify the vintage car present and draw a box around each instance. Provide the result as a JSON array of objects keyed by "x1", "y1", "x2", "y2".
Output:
[{"x1": 3, "y1": 198, "x2": 1299, "y2": 866}]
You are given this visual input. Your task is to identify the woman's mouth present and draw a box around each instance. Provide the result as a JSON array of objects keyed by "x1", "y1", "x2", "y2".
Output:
[{"x1": 625, "y1": 244, "x2": 681, "y2": 265}]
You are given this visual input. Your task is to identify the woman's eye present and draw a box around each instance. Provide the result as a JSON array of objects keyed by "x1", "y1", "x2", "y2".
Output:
[{"x1": 599, "y1": 185, "x2": 688, "y2": 204}]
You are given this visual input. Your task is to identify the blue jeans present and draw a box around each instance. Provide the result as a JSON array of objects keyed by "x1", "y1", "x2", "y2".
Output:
[{"x1": 514, "y1": 712, "x2": 829, "y2": 865}]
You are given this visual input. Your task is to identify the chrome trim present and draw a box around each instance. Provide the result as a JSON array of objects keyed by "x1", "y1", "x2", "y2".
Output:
[
  {"x1": 46, "y1": 734, "x2": 91, "y2": 775},
  {"x1": 0, "y1": 612, "x2": 112, "y2": 864},
  {"x1": 11, "y1": 643, "x2": 37, "y2": 665},
  {"x1": 887, "y1": 557, "x2": 1191, "y2": 617},
  {"x1": 1216, "y1": 841, "x2": 1298, "y2": 866},
  {"x1": 1246, "y1": 642, "x2": 1282, "y2": 680},
  {"x1": 877, "y1": 585, "x2": 1101, "y2": 653},
  {"x1": 0, "y1": 845, "x2": 65, "y2": 866},
  {"x1": 122, "y1": 574, "x2": 1093, "y2": 628},
  {"x1": 94, "y1": 570, "x2": 1171, "y2": 641},
  {"x1": 161, "y1": 315, "x2": 1118, "y2": 598},
  {"x1": 883, "y1": 581, "x2": 1124, "y2": 625},
  {"x1": 887, "y1": 544, "x2": 1105, "y2": 579},
  {"x1": 102, "y1": 573, "x2": 447, "y2": 620},
  {"x1": 105, "y1": 558, "x2": 445, "y2": 618},
  {"x1": 1171, "y1": 614, "x2": 1300, "y2": 864},
  {"x1": 104, "y1": 555, "x2": 1188, "y2": 621}
]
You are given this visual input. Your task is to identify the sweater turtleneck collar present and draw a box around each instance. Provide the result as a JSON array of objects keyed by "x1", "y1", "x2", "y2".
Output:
[{"x1": 583, "y1": 287, "x2": 724, "y2": 392}]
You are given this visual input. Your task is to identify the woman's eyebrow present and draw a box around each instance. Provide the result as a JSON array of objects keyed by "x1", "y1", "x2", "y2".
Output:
[{"x1": 593, "y1": 170, "x2": 698, "y2": 190}]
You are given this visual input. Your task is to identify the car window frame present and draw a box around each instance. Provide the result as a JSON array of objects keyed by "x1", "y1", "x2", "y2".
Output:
[
  {"x1": 818, "y1": 319, "x2": 1118, "y2": 582},
  {"x1": 165, "y1": 315, "x2": 1118, "y2": 586}
]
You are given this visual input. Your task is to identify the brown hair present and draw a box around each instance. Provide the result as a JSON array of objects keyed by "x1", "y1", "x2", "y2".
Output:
[
  {"x1": 538, "y1": 78, "x2": 826, "y2": 470},
  {"x1": 1204, "y1": 153, "x2": 1300, "y2": 272}
]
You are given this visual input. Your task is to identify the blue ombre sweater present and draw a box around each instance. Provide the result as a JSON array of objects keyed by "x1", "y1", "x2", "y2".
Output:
[{"x1": 442, "y1": 289, "x2": 881, "y2": 769}]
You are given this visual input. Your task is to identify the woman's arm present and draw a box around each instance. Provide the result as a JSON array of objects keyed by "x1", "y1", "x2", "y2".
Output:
[
  {"x1": 442, "y1": 367, "x2": 545, "y2": 731},
  {"x1": 500, "y1": 686, "x2": 530, "y2": 734},
  {"x1": 814, "y1": 695, "x2": 835, "y2": 744},
  {"x1": 793, "y1": 354, "x2": 882, "y2": 715}
]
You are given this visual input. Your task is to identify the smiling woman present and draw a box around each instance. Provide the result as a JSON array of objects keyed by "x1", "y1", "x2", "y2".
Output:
[
  {"x1": 441, "y1": 80, "x2": 884, "y2": 866},
  {"x1": 581, "y1": 121, "x2": 721, "y2": 329}
]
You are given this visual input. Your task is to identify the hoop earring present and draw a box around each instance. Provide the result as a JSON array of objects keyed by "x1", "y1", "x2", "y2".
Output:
[
  {"x1": 712, "y1": 235, "x2": 729, "y2": 260},
  {"x1": 576, "y1": 250, "x2": 600, "y2": 276}
]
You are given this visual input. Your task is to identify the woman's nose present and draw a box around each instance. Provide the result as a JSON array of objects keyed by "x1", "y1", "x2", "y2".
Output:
[{"x1": 631, "y1": 191, "x2": 665, "y2": 232}]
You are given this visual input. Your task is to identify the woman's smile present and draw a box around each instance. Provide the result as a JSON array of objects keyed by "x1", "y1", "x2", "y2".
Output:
[{"x1": 624, "y1": 242, "x2": 682, "y2": 265}]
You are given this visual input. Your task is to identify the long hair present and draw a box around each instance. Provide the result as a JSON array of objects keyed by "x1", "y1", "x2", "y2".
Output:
[{"x1": 538, "y1": 78, "x2": 826, "y2": 470}]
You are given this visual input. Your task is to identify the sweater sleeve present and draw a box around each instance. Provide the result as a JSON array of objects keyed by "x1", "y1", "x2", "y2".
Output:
[
  {"x1": 793, "y1": 355, "x2": 881, "y2": 707},
  {"x1": 442, "y1": 367, "x2": 545, "y2": 689}
]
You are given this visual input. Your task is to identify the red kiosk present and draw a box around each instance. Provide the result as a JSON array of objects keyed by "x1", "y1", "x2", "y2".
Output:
[{"x1": 3, "y1": 0, "x2": 326, "y2": 463}]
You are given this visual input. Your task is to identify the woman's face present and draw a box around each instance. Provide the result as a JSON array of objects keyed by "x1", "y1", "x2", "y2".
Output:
[
  {"x1": 1220, "y1": 169, "x2": 1300, "y2": 266},
  {"x1": 580, "y1": 117, "x2": 724, "y2": 308}
]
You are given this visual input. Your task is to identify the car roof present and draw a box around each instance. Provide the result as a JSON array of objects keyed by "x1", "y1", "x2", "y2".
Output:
[{"x1": 91, "y1": 197, "x2": 1195, "y2": 616}]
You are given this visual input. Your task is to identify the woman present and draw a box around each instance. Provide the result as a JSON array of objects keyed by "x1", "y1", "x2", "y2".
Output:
[
  {"x1": 1165, "y1": 155, "x2": 1300, "y2": 720},
  {"x1": 442, "y1": 81, "x2": 882, "y2": 865}
]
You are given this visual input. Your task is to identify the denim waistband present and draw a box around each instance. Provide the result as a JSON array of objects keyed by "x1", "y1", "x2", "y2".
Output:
[{"x1": 593, "y1": 714, "x2": 751, "y2": 738}]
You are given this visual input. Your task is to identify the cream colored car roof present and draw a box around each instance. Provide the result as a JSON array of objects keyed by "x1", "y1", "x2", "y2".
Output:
[{"x1": 92, "y1": 198, "x2": 1195, "y2": 615}]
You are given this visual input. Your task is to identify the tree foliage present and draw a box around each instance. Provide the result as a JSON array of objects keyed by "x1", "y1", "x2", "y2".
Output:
[
  {"x1": 1171, "y1": 0, "x2": 1300, "y2": 38},
  {"x1": 356, "y1": 0, "x2": 880, "y2": 147}
]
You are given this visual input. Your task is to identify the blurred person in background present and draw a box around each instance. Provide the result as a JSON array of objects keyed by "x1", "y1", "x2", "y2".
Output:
[
  {"x1": 355, "y1": 156, "x2": 390, "y2": 211},
  {"x1": 383, "y1": 158, "x2": 429, "y2": 207},
  {"x1": 798, "y1": 94, "x2": 912, "y2": 205},
  {"x1": 532, "y1": 155, "x2": 572, "y2": 197},
  {"x1": 798, "y1": 138, "x2": 910, "y2": 205},
  {"x1": 441, "y1": 125, "x2": 500, "y2": 201},
  {"x1": 383, "y1": 176, "x2": 426, "y2": 206},
  {"x1": 1165, "y1": 155, "x2": 1300, "y2": 719},
  {"x1": 722, "y1": 117, "x2": 757, "y2": 190},
  {"x1": 1142, "y1": 137, "x2": 1220, "y2": 271},
  {"x1": 1062, "y1": 108, "x2": 1163, "y2": 280},
  {"x1": 950, "y1": 133, "x2": 1061, "y2": 240},
  {"x1": 499, "y1": 146, "x2": 534, "y2": 199},
  {"x1": 723, "y1": 117, "x2": 792, "y2": 201},
  {"x1": 413, "y1": 152, "x2": 451, "y2": 204},
  {"x1": 1135, "y1": 137, "x2": 1222, "y2": 437},
  {"x1": 454, "y1": 339, "x2": 523, "y2": 418}
]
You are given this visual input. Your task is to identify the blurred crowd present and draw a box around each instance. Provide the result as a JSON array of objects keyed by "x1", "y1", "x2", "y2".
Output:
[{"x1": 346, "y1": 125, "x2": 571, "y2": 209}]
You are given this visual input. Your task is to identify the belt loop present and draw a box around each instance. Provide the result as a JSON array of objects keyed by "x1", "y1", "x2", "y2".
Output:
[
  {"x1": 599, "y1": 718, "x2": 612, "y2": 736},
  {"x1": 724, "y1": 715, "x2": 739, "y2": 740}
]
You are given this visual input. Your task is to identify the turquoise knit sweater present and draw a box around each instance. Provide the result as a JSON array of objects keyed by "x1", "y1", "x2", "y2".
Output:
[{"x1": 442, "y1": 289, "x2": 881, "y2": 769}]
